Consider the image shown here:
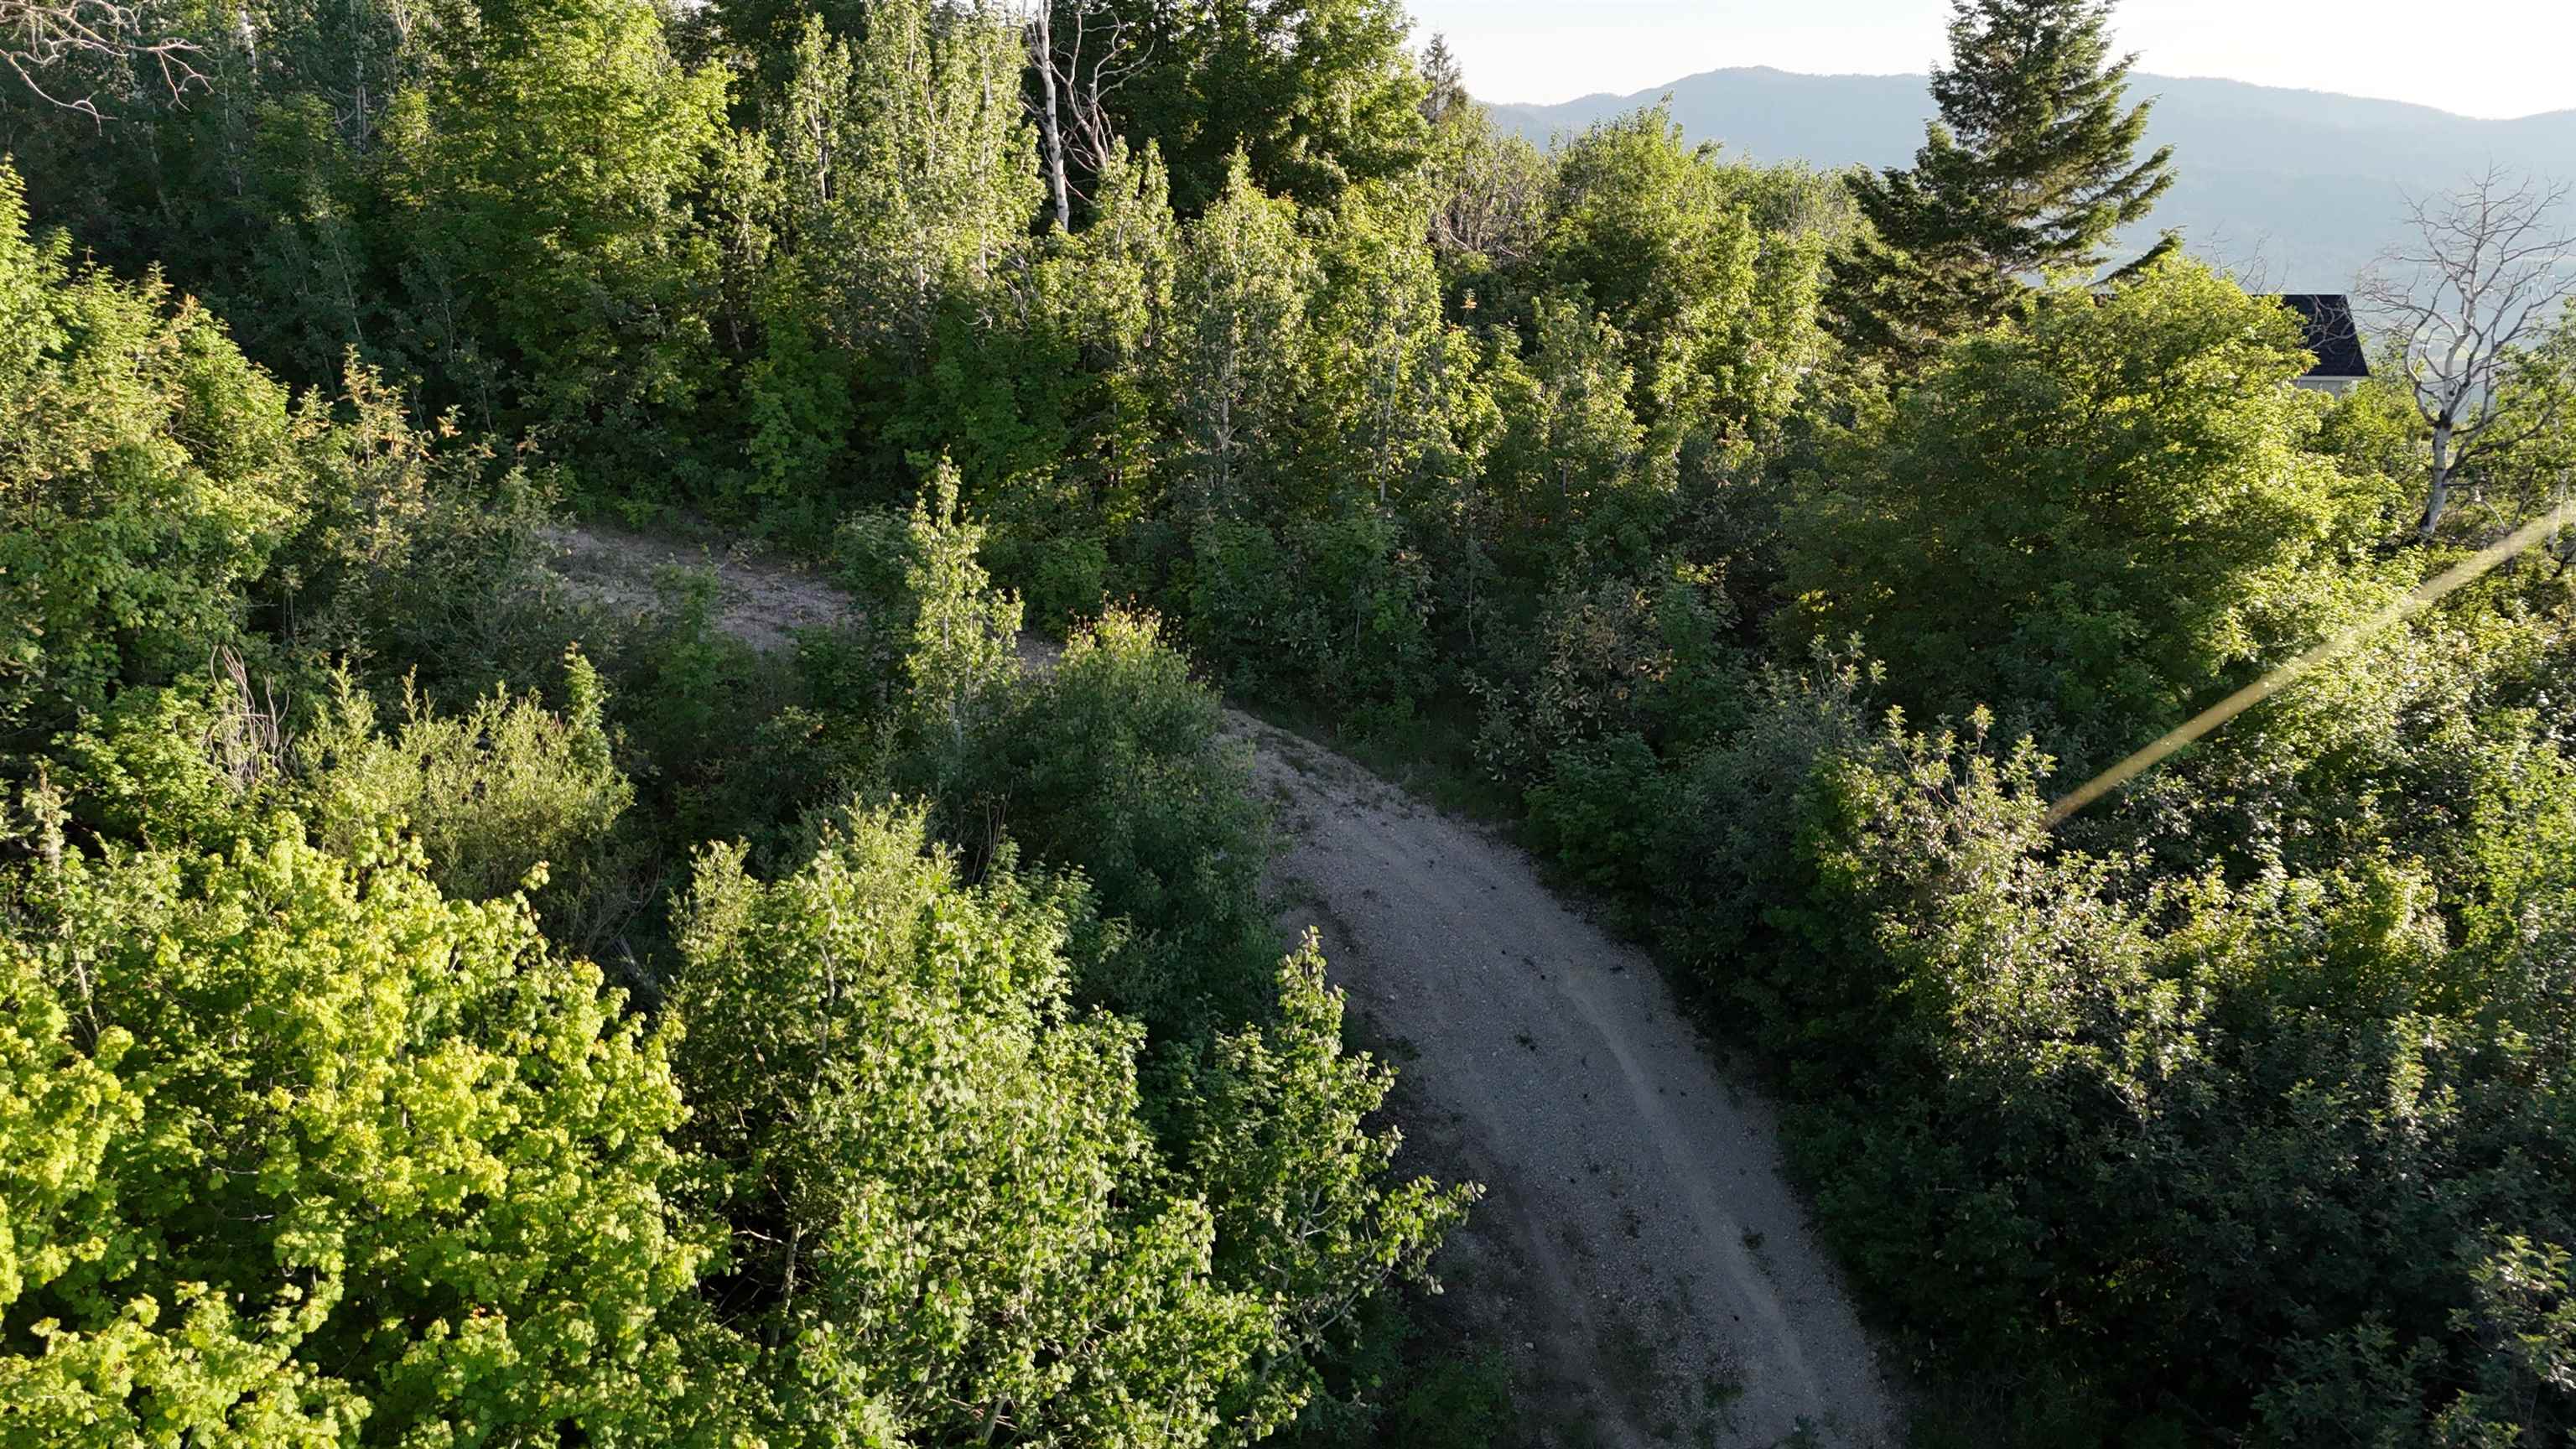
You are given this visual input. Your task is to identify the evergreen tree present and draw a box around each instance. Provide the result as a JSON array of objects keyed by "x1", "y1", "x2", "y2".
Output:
[
  {"x1": 1829, "y1": 0, "x2": 2176, "y2": 367},
  {"x1": 1419, "y1": 32, "x2": 1467, "y2": 125}
]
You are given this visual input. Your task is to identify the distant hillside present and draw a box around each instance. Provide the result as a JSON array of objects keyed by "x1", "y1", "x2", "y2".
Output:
[{"x1": 1488, "y1": 69, "x2": 2576, "y2": 292}]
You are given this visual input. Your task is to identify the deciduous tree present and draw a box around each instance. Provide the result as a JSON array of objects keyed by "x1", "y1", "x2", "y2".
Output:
[
  {"x1": 0, "y1": 821, "x2": 711, "y2": 1444},
  {"x1": 2356, "y1": 167, "x2": 2576, "y2": 543},
  {"x1": 1789, "y1": 261, "x2": 2384, "y2": 771}
]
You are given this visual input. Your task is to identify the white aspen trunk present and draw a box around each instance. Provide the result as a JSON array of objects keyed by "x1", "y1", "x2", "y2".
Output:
[
  {"x1": 2420, "y1": 418, "x2": 2455, "y2": 544},
  {"x1": 1030, "y1": 8, "x2": 1072, "y2": 232}
]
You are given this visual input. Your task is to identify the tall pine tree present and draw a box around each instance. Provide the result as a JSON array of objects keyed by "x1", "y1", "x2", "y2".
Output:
[{"x1": 1829, "y1": 0, "x2": 2175, "y2": 368}]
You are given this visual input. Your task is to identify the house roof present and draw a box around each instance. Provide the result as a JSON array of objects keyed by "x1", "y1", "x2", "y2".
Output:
[{"x1": 2272, "y1": 293, "x2": 2371, "y2": 380}]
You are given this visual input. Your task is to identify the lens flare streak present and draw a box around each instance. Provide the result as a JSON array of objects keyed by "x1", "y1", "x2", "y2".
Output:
[{"x1": 2046, "y1": 501, "x2": 2576, "y2": 828}]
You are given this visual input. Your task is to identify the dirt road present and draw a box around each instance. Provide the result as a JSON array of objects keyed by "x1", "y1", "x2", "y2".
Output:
[
  {"x1": 1242, "y1": 719, "x2": 1897, "y2": 1447},
  {"x1": 550, "y1": 527, "x2": 1901, "y2": 1448}
]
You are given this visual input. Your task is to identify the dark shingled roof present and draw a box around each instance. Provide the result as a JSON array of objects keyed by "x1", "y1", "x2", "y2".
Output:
[{"x1": 2273, "y1": 293, "x2": 2371, "y2": 380}]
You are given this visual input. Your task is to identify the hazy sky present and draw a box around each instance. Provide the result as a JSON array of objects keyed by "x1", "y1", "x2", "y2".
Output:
[{"x1": 1405, "y1": 0, "x2": 2576, "y2": 121}]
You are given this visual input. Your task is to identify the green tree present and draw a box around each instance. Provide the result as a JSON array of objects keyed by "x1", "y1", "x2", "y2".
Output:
[
  {"x1": 742, "y1": 2, "x2": 1046, "y2": 522},
  {"x1": 1479, "y1": 295, "x2": 1672, "y2": 581},
  {"x1": 1786, "y1": 262, "x2": 2386, "y2": 772},
  {"x1": 0, "y1": 0, "x2": 425, "y2": 389},
  {"x1": 0, "y1": 168, "x2": 306, "y2": 758},
  {"x1": 293, "y1": 656, "x2": 641, "y2": 947},
  {"x1": 1305, "y1": 184, "x2": 1486, "y2": 512},
  {"x1": 808, "y1": 0, "x2": 1039, "y2": 357},
  {"x1": 1540, "y1": 106, "x2": 1822, "y2": 442},
  {"x1": 1112, "y1": 0, "x2": 1427, "y2": 213},
  {"x1": 0, "y1": 818, "x2": 711, "y2": 1444},
  {"x1": 1180, "y1": 937, "x2": 1479, "y2": 1431},
  {"x1": 900, "y1": 460, "x2": 1026, "y2": 765},
  {"x1": 974, "y1": 609, "x2": 1276, "y2": 1034},
  {"x1": 669, "y1": 802, "x2": 1275, "y2": 1446},
  {"x1": 1171, "y1": 155, "x2": 1314, "y2": 518},
  {"x1": 1002, "y1": 138, "x2": 1182, "y2": 614},
  {"x1": 384, "y1": 0, "x2": 730, "y2": 471},
  {"x1": 1829, "y1": 0, "x2": 2176, "y2": 368}
]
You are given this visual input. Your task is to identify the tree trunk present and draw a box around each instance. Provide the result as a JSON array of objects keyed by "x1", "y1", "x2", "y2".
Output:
[
  {"x1": 2419, "y1": 418, "x2": 2455, "y2": 544},
  {"x1": 1030, "y1": 8, "x2": 1072, "y2": 232}
]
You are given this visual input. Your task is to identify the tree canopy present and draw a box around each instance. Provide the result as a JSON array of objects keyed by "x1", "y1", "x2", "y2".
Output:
[{"x1": 5, "y1": 0, "x2": 2576, "y2": 1441}]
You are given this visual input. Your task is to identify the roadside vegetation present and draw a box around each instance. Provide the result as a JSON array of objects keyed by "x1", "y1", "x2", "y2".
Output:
[{"x1": 4, "y1": 0, "x2": 2574, "y2": 1443}]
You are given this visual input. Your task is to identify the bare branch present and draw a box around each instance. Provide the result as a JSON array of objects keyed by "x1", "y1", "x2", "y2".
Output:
[
  {"x1": 0, "y1": 0, "x2": 205, "y2": 118},
  {"x1": 2355, "y1": 166, "x2": 2576, "y2": 542},
  {"x1": 1010, "y1": 0, "x2": 1150, "y2": 226}
]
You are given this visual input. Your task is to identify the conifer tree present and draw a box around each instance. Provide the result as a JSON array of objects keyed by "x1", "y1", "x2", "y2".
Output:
[{"x1": 1829, "y1": 0, "x2": 2176, "y2": 367}]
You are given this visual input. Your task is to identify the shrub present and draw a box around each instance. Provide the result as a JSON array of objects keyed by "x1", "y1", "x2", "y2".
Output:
[
  {"x1": 294, "y1": 653, "x2": 644, "y2": 957},
  {"x1": 0, "y1": 818, "x2": 710, "y2": 1443},
  {"x1": 667, "y1": 802, "x2": 1275, "y2": 1446},
  {"x1": 0, "y1": 167, "x2": 304, "y2": 754},
  {"x1": 974, "y1": 609, "x2": 1275, "y2": 1036},
  {"x1": 1785, "y1": 262, "x2": 2397, "y2": 777}
]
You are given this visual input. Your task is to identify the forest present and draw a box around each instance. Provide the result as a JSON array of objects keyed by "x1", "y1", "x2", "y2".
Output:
[{"x1": 3, "y1": 0, "x2": 2574, "y2": 1443}]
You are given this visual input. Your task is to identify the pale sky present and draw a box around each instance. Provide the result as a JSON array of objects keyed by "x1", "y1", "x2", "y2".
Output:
[{"x1": 1405, "y1": 0, "x2": 2576, "y2": 121}]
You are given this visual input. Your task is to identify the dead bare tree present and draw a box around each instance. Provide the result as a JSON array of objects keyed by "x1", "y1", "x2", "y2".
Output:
[
  {"x1": 2358, "y1": 166, "x2": 2576, "y2": 544},
  {"x1": 1015, "y1": 0, "x2": 1150, "y2": 232},
  {"x1": 1425, "y1": 126, "x2": 1545, "y2": 271},
  {"x1": 202, "y1": 647, "x2": 292, "y2": 793},
  {"x1": 0, "y1": 0, "x2": 205, "y2": 116}
]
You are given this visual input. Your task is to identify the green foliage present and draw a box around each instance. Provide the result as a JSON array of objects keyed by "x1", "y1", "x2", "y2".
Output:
[
  {"x1": 1804, "y1": 709, "x2": 2576, "y2": 1432},
  {"x1": 386, "y1": 0, "x2": 731, "y2": 471},
  {"x1": 776, "y1": 3, "x2": 1039, "y2": 361},
  {"x1": 669, "y1": 802, "x2": 1268, "y2": 1446},
  {"x1": 1177, "y1": 937, "x2": 1481, "y2": 1430},
  {"x1": 293, "y1": 655, "x2": 641, "y2": 952},
  {"x1": 1302, "y1": 184, "x2": 1477, "y2": 512},
  {"x1": 1188, "y1": 507, "x2": 1432, "y2": 726},
  {"x1": 1418, "y1": 54, "x2": 1549, "y2": 289},
  {"x1": 2258, "y1": 1234, "x2": 2576, "y2": 1446},
  {"x1": 1540, "y1": 105, "x2": 1820, "y2": 440},
  {"x1": 1787, "y1": 262, "x2": 2392, "y2": 774},
  {"x1": 23, "y1": 0, "x2": 2576, "y2": 1439},
  {"x1": 901, "y1": 460, "x2": 1026, "y2": 763},
  {"x1": 1113, "y1": 0, "x2": 1429, "y2": 213},
  {"x1": 1171, "y1": 156, "x2": 1317, "y2": 517},
  {"x1": 979, "y1": 609, "x2": 1275, "y2": 1034},
  {"x1": 1528, "y1": 627, "x2": 2576, "y2": 1439},
  {"x1": 1477, "y1": 296, "x2": 1673, "y2": 581},
  {"x1": 0, "y1": 821, "x2": 709, "y2": 1444},
  {"x1": 1474, "y1": 558, "x2": 1741, "y2": 781},
  {"x1": 265, "y1": 364, "x2": 574, "y2": 700},
  {"x1": 740, "y1": 280, "x2": 860, "y2": 526},
  {"x1": 0, "y1": 169, "x2": 304, "y2": 752}
]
